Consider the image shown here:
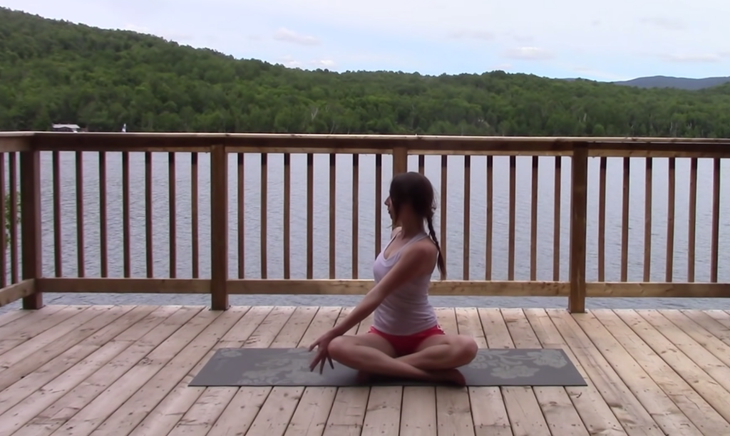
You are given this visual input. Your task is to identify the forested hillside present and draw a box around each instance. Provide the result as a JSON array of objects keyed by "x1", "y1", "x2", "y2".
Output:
[{"x1": 2, "y1": 7, "x2": 730, "y2": 137}]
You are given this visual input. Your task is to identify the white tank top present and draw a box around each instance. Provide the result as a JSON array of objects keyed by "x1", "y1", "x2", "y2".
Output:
[{"x1": 371, "y1": 231, "x2": 439, "y2": 336}]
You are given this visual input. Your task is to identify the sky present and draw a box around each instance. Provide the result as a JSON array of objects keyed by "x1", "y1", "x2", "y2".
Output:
[{"x1": 3, "y1": 0, "x2": 729, "y2": 82}]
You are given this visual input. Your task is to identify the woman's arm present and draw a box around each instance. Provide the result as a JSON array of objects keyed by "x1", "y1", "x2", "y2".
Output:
[{"x1": 331, "y1": 242, "x2": 437, "y2": 336}]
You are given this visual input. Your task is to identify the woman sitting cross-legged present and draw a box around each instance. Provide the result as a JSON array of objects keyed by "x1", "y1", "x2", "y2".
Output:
[{"x1": 308, "y1": 171, "x2": 478, "y2": 385}]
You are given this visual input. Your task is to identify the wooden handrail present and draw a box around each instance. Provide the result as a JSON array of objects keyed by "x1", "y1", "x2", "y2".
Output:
[{"x1": 0, "y1": 132, "x2": 728, "y2": 313}]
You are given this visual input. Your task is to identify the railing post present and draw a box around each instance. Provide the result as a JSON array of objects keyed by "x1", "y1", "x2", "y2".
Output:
[
  {"x1": 210, "y1": 144, "x2": 229, "y2": 310},
  {"x1": 391, "y1": 145, "x2": 408, "y2": 228},
  {"x1": 20, "y1": 144, "x2": 42, "y2": 309},
  {"x1": 568, "y1": 143, "x2": 588, "y2": 313},
  {"x1": 392, "y1": 145, "x2": 408, "y2": 175}
]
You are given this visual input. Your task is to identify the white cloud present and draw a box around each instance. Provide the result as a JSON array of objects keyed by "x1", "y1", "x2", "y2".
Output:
[
  {"x1": 310, "y1": 59, "x2": 336, "y2": 68},
  {"x1": 508, "y1": 33, "x2": 535, "y2": 44},
  {"x1": 659, "y1": 53, "x2": 724, "y2": 63},
  {"x1": 3, "y1": 0, "x2": 730, "y2": 80},
  {"x1": 492, "y1": 63, "x2": 512, "y2": 71},
  {"x1": 278, "y1": 55, "x2": 336, "y2": 70},
  {"x1": 273, "y1": 27, "x2": 320, "y2": 46},
  {"x1": 502, "y1": 47, "x2": 553, "y2": 61},
  {"x1": 447, "y1": 30, "x2": 494, "y2": 41},
  {"x1": 640, "y1": 17, "x2": 685, "y2": 31}
]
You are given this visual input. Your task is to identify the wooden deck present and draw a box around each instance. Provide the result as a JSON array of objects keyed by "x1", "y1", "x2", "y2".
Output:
[{"x1": 1, "y1": 305, "x2": 730, "y2": 435}]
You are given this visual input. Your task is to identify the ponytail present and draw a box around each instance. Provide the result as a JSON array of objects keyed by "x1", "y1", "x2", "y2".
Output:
[{"x1": 425, "y1": 215, "x2": 446, "y2": 278}]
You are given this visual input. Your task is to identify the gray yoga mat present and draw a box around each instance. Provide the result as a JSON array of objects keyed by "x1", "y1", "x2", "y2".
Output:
[{"x1": 189, "y1": 347, "x2": 586, "y2": 387}]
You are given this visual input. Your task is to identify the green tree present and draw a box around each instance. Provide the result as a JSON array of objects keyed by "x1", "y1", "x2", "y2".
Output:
[{"x1": 2, "y1": 6, "x2": 730, "y2": 137}]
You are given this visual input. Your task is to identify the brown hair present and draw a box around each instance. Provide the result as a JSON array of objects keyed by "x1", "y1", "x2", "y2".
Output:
[{"x1": 388, "y1": 171, "x2": 445, "y2": 276}]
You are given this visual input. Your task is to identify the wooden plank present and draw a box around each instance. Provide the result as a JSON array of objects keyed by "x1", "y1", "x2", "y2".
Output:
[
  {"x1": 568, "y1": 310, "x2": 706, "y2": 435},
  {"x1": 210, "y1": 143, "x2": 229, "y2": 310},
  {"x1": 28, "y1": 306, "x2": 224, "y2": 436},
  {"x1": 0, "y1": 306, "x2": 135, "y2": 390},
  {"x1": 0, "y1": 136, "x2": 32, "y2": 152},
  {"x1": 0, "y1": 306, "x2": 34, "y2": 327},
  {"x1": 321, "y1": 309, "x2": 372, "y2": 436},
  {"x1": 400, "y1": 386, "x2": 438, "y2": 436},
  {"x1": 568, "y1": 144, "x2": 588, "y2": 313},
  {"x1": 361, "y1": 311, "x2": 403, "y2": 436},
  {"x1": 0, "y1": 280, "x2": 35, "y2": 307},
  {"x1": 631, "y1": 310, "x2": 730, "y2": 397},
  {"x1": 179, "y1": 307, "x2": 293, "y2": 436},
  {"x1": 228, "y1": 306, "x2": 315, "y2": 436},
  {"x1": 547, "y1": 309, "x2": 666, "y2": 435},
  {"x1": 28, "y1": 131, "x2": 730, "y2": 158},
  {"x1": 0, "y1": 305, "x2": 70, "y2": 355},
  {"x1": 1, "y1": 306, "x2": 191, "y2": 435},
  {"x1": 227, "y1": 279, "x2": 552, "y2": 296},
  {"x1": 595, "y1": 309, "x2": 730, "y2": 434},
  {"x1": 361, "y1": 386, "x2": 402, "y2": 436},
  {"x1": 0, "y1": 305, "x2": 79, "y2": 344},
  {"x1": 6, "y1": 305, "x2": 730, "y2": 436},
  {"x1": 196, "y1": 307, "x2": 277, "y2": 436},
  {"x1": 523, "y1": 309, "x2": 627, "y2": 435},
  {"x1": 0, "y1": 306, "x2": 155, "y2": 417},
  {"x1": 479, "y1": 308, "x2": 548, "y2": 436},
  {"x1": 35, "y1": 277, "x2": 730, "y2": 298},
  {"x1": 87, "y1": 307, "x2": 251, "y2": 436},
  {"x1": 126, "y1": 306, "x2": 267, "y2": 436},
  {"x1": 282, "y1": 307, "x2": 343, "y2": 436},
  {"x1": 36, "y1": 277, "x2": 210, "y2": 294},
  {"x1": 454, "y1": 308, "x2": 510, "y2": 436},
  {"x1": 573, "y1": 313, "x2": 702, "y2": 436},
  {"x1": 659, "y1": 309, "x2": 730, "y2": 368},
  {"x1": 501, "y1": 308, "x2": 588, "y2": 435},
  {"x1": 20, "y1": 147, "x2": 43, "y2": 310},
  {"x1": 432, "y1": 308, "x2": 476, "y2": 436},
  {"x1": 707, "y1": 310, "x2": 730, "y2": 329},
  {"x1": 0, "y1": 306, "x2": 114, "y2": 387},
  {"x1": 322, "y1": 387, "x2": 370, "y2": 436},
  {"x1": 681, "y1": 310, "x2": 730, "y2": 347}
]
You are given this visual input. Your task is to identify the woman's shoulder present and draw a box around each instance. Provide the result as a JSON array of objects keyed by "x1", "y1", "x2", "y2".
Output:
[{"x1": 405, "y1": 234, "x2": 438, "y2": 259}]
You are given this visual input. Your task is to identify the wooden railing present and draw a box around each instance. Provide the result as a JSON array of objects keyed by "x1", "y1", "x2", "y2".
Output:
[{"x1": 0, "y1": 132, "x2": 729, "y2": 313}]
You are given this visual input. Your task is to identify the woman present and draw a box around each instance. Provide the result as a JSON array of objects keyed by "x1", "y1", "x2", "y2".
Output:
[{"x1": 309, "y1": 171, "x2": 478, "y2": 385}]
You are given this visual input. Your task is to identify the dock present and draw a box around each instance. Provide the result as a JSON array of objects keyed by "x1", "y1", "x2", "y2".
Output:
[
  {"x1": 1, "y1": 304, "x2": 730, "y2": 435},
  {"x1": 0, "y1": 132, "x2": 730, "y2": 435}
]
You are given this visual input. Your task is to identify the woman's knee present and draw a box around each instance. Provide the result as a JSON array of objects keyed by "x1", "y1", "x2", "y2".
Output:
[
  {"x1": 327, "y1": 336, "x2": 351, "y2": 360},
  {"x1": 453, "y1": 335, "x2": 478, "y2": 363}
]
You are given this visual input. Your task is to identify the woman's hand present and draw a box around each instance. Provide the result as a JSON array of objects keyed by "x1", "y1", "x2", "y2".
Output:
[{"x1": 308, "y1": 329, "x2": 338, "y2": 374}]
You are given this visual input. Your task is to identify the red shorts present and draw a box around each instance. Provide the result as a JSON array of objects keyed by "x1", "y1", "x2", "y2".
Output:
[{"x1": 368, "y1": 324, "x2": 445, "y2": 356}]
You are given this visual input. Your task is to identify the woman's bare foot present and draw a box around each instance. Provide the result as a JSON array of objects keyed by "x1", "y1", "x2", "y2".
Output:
[{"x1": 356, "y1": 371, "x2": 372, "y2": 384}]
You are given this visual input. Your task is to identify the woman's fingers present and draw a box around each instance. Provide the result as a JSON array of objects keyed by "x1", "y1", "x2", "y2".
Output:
[{"x1": 308, "y1": 342, "x2": 334, "y2": 373}]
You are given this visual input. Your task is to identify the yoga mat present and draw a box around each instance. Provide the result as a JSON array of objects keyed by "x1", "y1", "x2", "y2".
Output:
[{"x1": 189, "y1": 348, "x2": 586, "y2": 387}]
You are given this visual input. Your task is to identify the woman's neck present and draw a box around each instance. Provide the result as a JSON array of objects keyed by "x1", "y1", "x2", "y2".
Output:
[{"x1": 398, "y1": 219, "x2": 424, "y2": 239}]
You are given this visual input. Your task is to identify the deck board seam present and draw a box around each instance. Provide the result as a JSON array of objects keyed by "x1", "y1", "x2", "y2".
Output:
[
  {"x1": 124, "y1": 306, "x2": 248, "y2": 436},
  {"x1": 632, "y1": 309, "x2": 730, "y2": 421}
]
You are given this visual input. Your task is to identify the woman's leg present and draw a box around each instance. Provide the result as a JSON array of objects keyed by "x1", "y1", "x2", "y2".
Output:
[
  {"x1": 396, "y1": 334, "x2": 478, "y2": 371},
  {"x1": 327, "y1": 333, "x2": 463, "y2": 383}
]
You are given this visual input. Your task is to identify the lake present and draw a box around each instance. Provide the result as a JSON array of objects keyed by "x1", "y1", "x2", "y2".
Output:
[{"x1": 4, "y1": 151, "x2": 730, "y2": 312}]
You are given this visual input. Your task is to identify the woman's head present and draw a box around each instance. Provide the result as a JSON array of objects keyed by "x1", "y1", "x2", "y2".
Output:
[
  {"x1": 385, "y1": 171, "x2": 445, "y2": 276},
  {"x1": 386, "y1": 171, "x2": 436, "y2": 225}
]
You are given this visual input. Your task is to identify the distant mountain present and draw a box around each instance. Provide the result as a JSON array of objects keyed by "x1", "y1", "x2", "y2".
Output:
[{"x1": 612, "y1": 76, "x2": 730, "y2": 90}]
